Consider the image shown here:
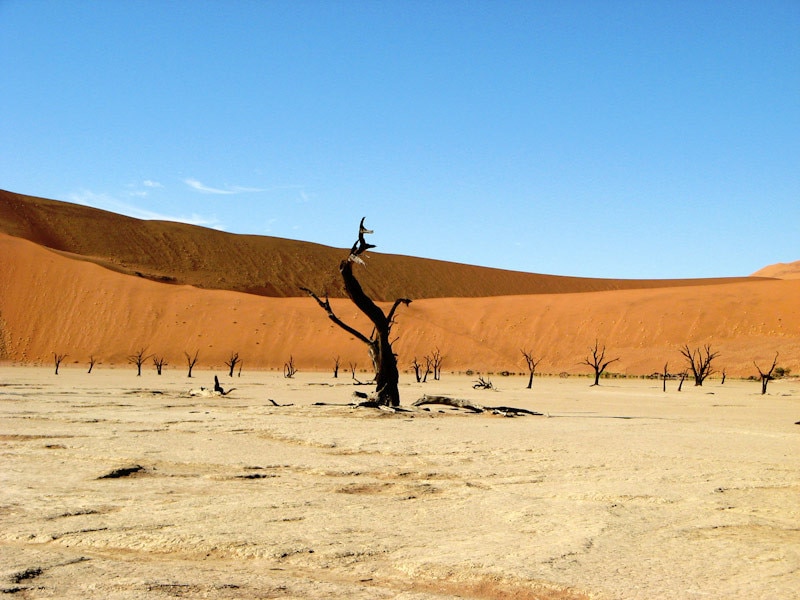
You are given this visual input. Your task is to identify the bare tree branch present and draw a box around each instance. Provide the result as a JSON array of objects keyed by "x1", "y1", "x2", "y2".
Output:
[
  {"x1": 679, "y1": 344, "x2": 719, "y2": 386},
  {"x1": 582, "y1": 340, "x2": 619, "y2": 386},
  {"x1": 754, "y1": 352, "x2": 779, "y2": 395},
  {"x1": 521, "y1": 348, "x2": 543, "y2": 389},
  {"x1": 299, "y1": 288, "x2": 373, "y2": 345}
]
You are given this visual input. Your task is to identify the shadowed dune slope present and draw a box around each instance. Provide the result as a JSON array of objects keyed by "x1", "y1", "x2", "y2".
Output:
[
  {"x1": 0, "y1": 189, "x2": 766, "y2": 300},
  {"x1": 2, "y1": 233, "x2": 798, "y2": 378}
]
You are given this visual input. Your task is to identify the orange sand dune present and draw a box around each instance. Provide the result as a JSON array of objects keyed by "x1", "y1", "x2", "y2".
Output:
[
  {"x1": 2, "y1": 232, "x2": 797, "y2": 378},
  {"x1": 0, "y1": 189, "x2": 766, "y2": 300},
  {"x1": 752, "y1": 260, "x2": 800, "y2": 279}
]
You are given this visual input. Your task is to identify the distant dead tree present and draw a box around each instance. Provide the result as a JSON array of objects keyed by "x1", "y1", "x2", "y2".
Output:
[
  {"x1": 411, "y1": 357, "x2": 423, "y2": 383},
  {"x1": 128, "y1": 348, "x2": 151, "y2": 376},
  {"x1": 755, "y1": 352, "x2": 779, "y2": 395},
  {"x1": 302, "y1": 218, "x2": 411, "y2": 407},
  {"x1": 679, "y1": 344, "x2": 719, "y2": 386},
  {"x1": 88, "y1": 355, "x2": 97, "y2": 374},
  {"x1": 473, "y1": 375, "x2": 493, "y2": 390},
  {"x1": 521, "y1": 348, "x2": 543, "y2": 389},
  {"x1": 721, "y1": 369, "x2": 727, "y2": 385},
  {"x1": 185, "y1": 350, "x2": 199, "y2": 378},
  {"x1": 348, "y1": 362, "x2": 367, "y2": 385},
  {"x1": 429, "y1": 348, "x2": 444, "y2": 381},
  {"x1": 661, "y1": 362, "x2": 669, "y2": 392},
  {"x1": 152, "y1": 355, "x2": 167, "y2": 375},
  {"x1": 284, "y1": 356, "x2": 297, "y2": 378},
  {"x1": 582, "y1": 340, "x2": 619, "y2": 386},
  {"x1": 411, "y1": 356, "x2": 432, "y2": 383},
  {"x1": 333, "y1": 356, "x2": 340, "y2": 378},
  {"x1": 225, "y1": 352, "x2": 241, "y2": 378},
  {"x1": 53, "y1": 352, "x2": 67, "y2": 375},
  {"x1": 677, "y1": 370, "x2": 688, "y2": 392}
]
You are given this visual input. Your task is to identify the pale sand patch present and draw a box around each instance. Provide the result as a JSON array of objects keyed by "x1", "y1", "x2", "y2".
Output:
[{"x1": 1, "y1": 367, "x2": 798, "y2": 599}]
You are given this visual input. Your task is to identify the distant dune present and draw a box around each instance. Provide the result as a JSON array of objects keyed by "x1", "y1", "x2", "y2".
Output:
[
  {"x1": 751, "y1": 260, "x2": 800, "y2": 280},
  {"x1": 0, "y1": 189, "x2": 765, "y2": 300},
  {"x1": 1, "y1": 191, "x2": 798, "y2": 379}
]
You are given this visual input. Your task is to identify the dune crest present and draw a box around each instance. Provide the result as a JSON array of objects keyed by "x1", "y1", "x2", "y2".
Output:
[{"x1": 0, "y1": 189, "x2": 765, "y2": 300}]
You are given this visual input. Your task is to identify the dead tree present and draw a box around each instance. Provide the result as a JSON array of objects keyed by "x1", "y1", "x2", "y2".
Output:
[
  {"x1": 333, "y1": 356, "x2": 340, "y2": 378},
  {"x1": 423, "y1": 355, "x2": 433, "y2": 382},
  {"x1": 521, "y1": 348, "x2": 543, "y2": 389},
  {"x1": 185, "y1": 350, "x2": 199, "y2": 378},
  {"x1": 430, "y1": 348, "x2": 444, "y2": 380},
  {"x1": 225, "y1": 352, "x2": 241, "y2": 378},
  {"x1": 582, "y1": 340, "x2": 619, "y2": 386},
  {"x1": 677, "y1": 370, "x2": 688, "y2": 391},
  {"x1": 53, "y1": 352, "x2": 67, "y2": 375},
  {"x1": 284, "y1": 356, "x2": 297, "y2": 378},
  {"x1": 152, "y1": 355, "x2": 167, "y2": 375},
  {"x1": 411, "y1": 357, "x2": 424, "y2": 383},
  {"x1": 411, "y1": 356, "x2": 433, "y2": 383},
  {"x1": 128, "y1": 348, "x2": 151, "y2": 376},
  {"x1": 302, "y1": 218, "x2": 411, "y2": 407},
  {"x1": 473, "y1": 376, "x2": 493, "y2": 389},
  {"x1": 661, "y1": 362, "x2": 669, "y2": 392},
  {"x1": 679, "y1": 344, "x2": 719, "y2": 386},
  {"x1": 88, "y1": 355, "x2": 97, "y2": 374},
  {"x1": 347, "y1": 361, "x2": 364, "y2": 384},
  {"x1": 755, "y1": 352, "x2": 779, "y2": 395}
]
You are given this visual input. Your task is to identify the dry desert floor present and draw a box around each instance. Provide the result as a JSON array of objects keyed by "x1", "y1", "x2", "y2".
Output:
[{"x1": 1, "y1": 367, "x2": 798, "y2": 599}]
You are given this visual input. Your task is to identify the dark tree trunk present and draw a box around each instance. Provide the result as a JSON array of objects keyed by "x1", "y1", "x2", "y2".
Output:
[
  {"x1": 412, "y1": 358, "x2": 422, "y2": 383},
  {"x1": 340, "y1": 258, "x2": 402, "y2": 407},
  {"x1": 302, "y1": 219, "x2": 410, "y2": 407},
  {"x1": 755, "y1": 353, "x2": 779, "y2": 396},
  {"x1": 521, "y1": 349, "x2": 541, "y2": 390}
]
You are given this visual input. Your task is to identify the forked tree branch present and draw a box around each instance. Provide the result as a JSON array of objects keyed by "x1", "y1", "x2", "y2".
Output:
[
  {"x1": 299, "y1": 287, "x2": 373, "y2": 345},
  {"x1": 387, "y1": 297, "x2": 413, "y2": 328}
]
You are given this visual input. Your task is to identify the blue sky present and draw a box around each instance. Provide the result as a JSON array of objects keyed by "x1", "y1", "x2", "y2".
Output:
[{"x1": 1, "y1": 1, "x2": 798, "y2": 279}]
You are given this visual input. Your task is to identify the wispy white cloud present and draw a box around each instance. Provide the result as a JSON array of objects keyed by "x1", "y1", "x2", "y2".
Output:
[
  {"x1": 184, "y1": 178, "x2": 265, "y2": 195},
  {"x1": 68, "y1": 189, "x2": 222, "y2": 229},
  {"x1": 124, "y1": 179, "x2": 163, "y2": 198}
]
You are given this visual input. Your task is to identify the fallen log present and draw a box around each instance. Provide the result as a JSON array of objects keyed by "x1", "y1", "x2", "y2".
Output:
[
  {"x1": 412, "y1": 395, "x2": 542, "y2": 417},
  {"x1": 413, "y1": 395, "x2": 484, "y2": 413},
  {"x1": 267, "y1": 399, "x2": 293, "y2": 407}
]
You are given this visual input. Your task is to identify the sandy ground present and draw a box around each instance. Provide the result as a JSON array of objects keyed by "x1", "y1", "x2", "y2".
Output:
[{"x1": 1, "y1": 367, "x2": 798, "y2": 599}]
